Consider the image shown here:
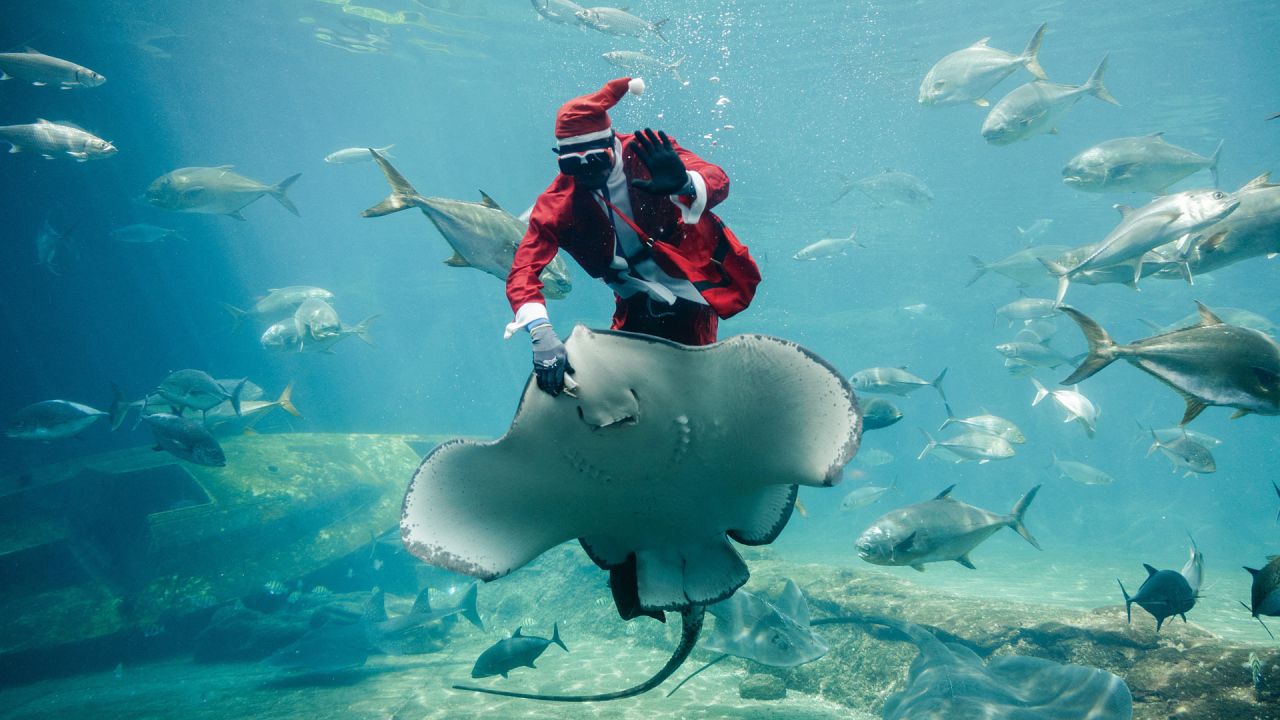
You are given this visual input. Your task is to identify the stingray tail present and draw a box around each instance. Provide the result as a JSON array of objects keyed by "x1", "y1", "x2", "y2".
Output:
[
  {"x1": 269, "y1": 173, "x2": 302, "y2": 216},
  {"x1": 1058, "y1": 306, "x2": 1120, "y2": 385},
  {"x1": 1008, "y1": 485, "x2": 1041, "y2": 550},
  {"x1": 452, "y1": 605, "x2": 704, "y2": 702},
  {"x1": 1118, "y1": 579, "x2": 1133, "y2": 623},
  {"x1": 362, "y1": 150, "x2": 421, "y2": 217},
  {"x1": 1240, "y1": 599, "x2": 1275, "y2": 639}
]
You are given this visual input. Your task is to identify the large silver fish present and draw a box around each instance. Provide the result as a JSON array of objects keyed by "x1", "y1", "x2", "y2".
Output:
[
  {"x1": 143, "y1": 413, "x2": 226, "y2": 467},
  {"x1": 0, "y1": 119, "x2": 116, "y2": 161},
  {"x1": 575, "y1": 7, "x2": 668, "y2": 42},
  {"x1": 0, "y1": 48, "x2": 104, "y2": 88},
  {"x1": 856, "y1": 485, "x2": 1041, "y2": 571},
  {"x1": 793, "y1": 229, "x2": 861, "y2": 260},
  {"x1": 1030, "y1": 377, "x2": 1099, "y2": 438},
  {"x1": 850, "y1": 367, "x2": 947, "y2": 401},
  {"x1": 1147, "y1": 429, "x2": 1216, "y2": 476},
  {"x1": 1060, "y1": 303, "x2": 1280, "y2": 424},
  {"x1": 981, "y1": 56, "x2": 1119, "y2": 145},
  {"x1": 1063, "y1": 133, "x2": 1222, "y2": 194},
  {"x1": 602, "y1": 51, "x2": 685, "y2": 83},
  {"x1": 918, "y1": 24, "x2": 1046, "y2": 107},
  {"x1": 967, "y1": 245, "x2": 1069, "y2": 287},
  {"x1": 6, "y1": 400, "x2": 109, "y2": 440},
  {"x1": 145, "y1": 165, "x2": 301, "y2": 219},
  {"x1": 1042, "y1": 189, "x2": 1239, "y2": 303},
  {"x1": 834, "y1": 170, "x2": 933, "y2": 209},
  {"x1": 362, "y1": 150, "x2": 572, "y2": 299},
  {"x1": 531, "y1": 0, "x2": 585, "y2": 25},
  {"x1": 223, "y1": 286, "x2": 335, "y2": 328},
  {"x1": 1179, "y1": 173, "x2": 1280, "y2": 278},
  {"x1": 324, "y1": 144, "x2": 394, "y2": 164},
  {"x1": 918, "y1": 430, "x2": 1015, "y2": 464}
]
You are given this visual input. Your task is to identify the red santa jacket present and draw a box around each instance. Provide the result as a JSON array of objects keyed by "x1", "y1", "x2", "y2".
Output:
[{"x1": 505, "y1": 132, "x2": 759, "y2": 333}]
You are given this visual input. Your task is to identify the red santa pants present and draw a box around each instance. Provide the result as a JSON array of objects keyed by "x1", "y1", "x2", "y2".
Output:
[{"x1": 611, "y1": 294, "x2": 718, "y2": 346}]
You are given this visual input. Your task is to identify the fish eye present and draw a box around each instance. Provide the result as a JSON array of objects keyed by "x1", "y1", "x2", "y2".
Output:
[
  {"x1": 933, "y1": 81, "x2": 945, "y2": 89},
  {"x1": 1212, "y1": 191, "x2": 1225, "y2": 199}
]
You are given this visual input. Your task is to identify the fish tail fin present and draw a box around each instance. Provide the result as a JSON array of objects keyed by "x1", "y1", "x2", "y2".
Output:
[
  {"x1": 276, "y1": 381, "x2": 302, "y2": 418},
  {"x1": 269, "y1": 173, "x2": 302, "y2": 216},
  {"x1": 1084, "y1": 55, "x2": 1120, "y2": 106},
  {"x1": 1118, "y1": 579, "x2": 1133, "y2": 622},
  {"x1": 1058, "y1": 306, "x2": 1120, "y2": 384},
  {"x1": 377, "y1": 143, "x2": 395, "y2": 159},
  {"x1": 362, "y1": 150, "x2": 421, "y2": 217},
  {"x1": 231, "y1": 378, "x2": 246, "y2": 417},
  {"x1": 108, "y1": 382, "x2": 129, "y2": 431},
  {"x1": 966, "y1": 255, "x2": 988, "y2": 287},
  {"x1": 351, "y1": 314, "x2": 381, "y2": 346},
  {"x1": 1037, "y1": 257, "x2": 1071, "y2": 305},
  {"x1": 652, "y1": 18, "x2": 669, "y2": 43},
  {"x1": 410, "y1": 587, "x2": 432, "y2": 615},
  {"x1": 670, "y1": 56, "x2": 686, "y2": 84},
  {"x1": 930, "y1": 368, "x2": 948, "y2": 404},
  {"x1": 221, "y1": 302, "x2": 248, "y2": 331},
  {"x1": 1008, "y1": 485, "x2": 1041, "y2": 549},
  {"x1": 1208, "y1": 139, "x2": 1223, "y2": 188},
  {"x1": 1020, "y1": 23, "x2": 1048, "y2": 80},
  {"x1": 1030, "y1": 377, "x2": 1049, "y2": 406},
  {"x1": 551, "y1": 621, "x2": 568, "y2": 652},
  {"x1": 916, "y1": 428, "x2": 937, "y2": 460},
  {"x1": 455, "y1": 582, "x2": 484, "y2": 630}
]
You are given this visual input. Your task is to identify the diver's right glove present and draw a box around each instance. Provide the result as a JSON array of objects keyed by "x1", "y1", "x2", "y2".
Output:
[{"x1": 529, "y1": 321, "x2": 573, "y2": 396}]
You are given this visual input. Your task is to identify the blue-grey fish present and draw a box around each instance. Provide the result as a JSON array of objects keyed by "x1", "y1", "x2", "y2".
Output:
[
  {"x1": 1042, "y1": 189, "x2": 1239, "y2": 303},
  {"x1": 918, "y1": 24, "x2": 1046, "y2": 107},
  {"x1": 0, "y1": 119, "x2": 116, "y2": 161},
  {"x1": 145, "y1": 166, "x2": 301, "y2": 219},
  {"x1": 981, "y1": 56, "x2": 1119, "y2": 145},
  {"x1": 602, "y1": 51, "x2": 685, "y2": 83},
  {"x1": 840, "y1": 480, "x2": 895, "y2": 512},
  {"x1": 861, "y1": 397, "x2": 903, "y2": 431},
  {"x1": 1242, "y1": 556, "x2": 1280, "y2": 638},
  {"x1": 223, "y1": 286, "x2": 335, "y2": 329},
  {"x1": 939, "y1": 411, "x2": 1025, "y2": 444},
  {"x1": 1060, "y1": 303, "x2": 1280, "y2": 424},
  {"x1": 856, "y1": 485, "x2": 1040, "y2": 571},
  {"x1": 143, "y1": 413, "x2": 226, "y2": 467},
  {"x1": 260, "y1": 315, "x2": 377, "y2": 353},
  {"x1": 995, "y1": 339, "x2": 1074, "y2": 369},
  {"x1": 157, "y1": 369, "x2": 245, "y2": 418},
  {"x1": 1030, "y1": 377, "x2": 1098, "y2": 437},
  {"x1": 1052, "y1": 453, "x2": 1113, "y2": 485},
  {"x1": 35, "y1": 217, "x2": 77, "y2": 274},
  {"x1": 324, "y1": 144, "x2": 394, "y2": 164},
  {"x1": 1144, "y1": 306, "x2": 1276, "y2": 336},
  {"x1": 834, "y1": 170, "x2": 932, "y2": 209},
  {"x1": 109, "y1": 223, "x2": 185, "y2": 243},
  {"x1": 0, "y1": 48, "x2": 104, "y2": 88},
  {"x1": 996, "y1": 294, "x2": 1059, "y2": 324},
  {"x1": 6, "y1": 400, "x2": 115, "y2": 440},
  {"x1": 918, "y1": 429, "x2": 1015, "y2": 464},
  {"x1": 470, "y1": 624, "x2": 567, "y2": 679},
  {"x1": 532, "y1": 0, "x2": 585, "y2": 25},
  {"x1": 967, "y1": 245, "x2": 1068, "y2": 287},
  {"x1": 1118, "y1": 563, "x2": 1196, "y2": 631},
  {"x1": 850, "y1": 367, "x2": 947, "y2": 402},
  {"x1": 1063, "y1": 133, "x2": 1223, "y2": 194},
  {"x1": 575, "y1": 8, "x2": 668, "y2": 42},
  {"x1": 794, "y1": 229, "x2": 861, "y2": 260},
  {"x1": 1147, "y1": 429, "x2": 1216, "y2": 475}
]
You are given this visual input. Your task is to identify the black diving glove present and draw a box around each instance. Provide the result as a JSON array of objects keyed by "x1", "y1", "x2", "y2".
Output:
[
  {"x1": 530, "y1": 322, "x2": 573, "y2": 396},
  {"x1": 631, "y1": 128, "x2": 690, "y2": 196}
]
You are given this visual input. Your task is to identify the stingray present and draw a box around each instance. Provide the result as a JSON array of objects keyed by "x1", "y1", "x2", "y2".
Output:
[
  {"x1": 864, "y1": 615, "x2": 1134, "y2": 720},
  {"x1": 666, "y1": 579, "x2": 829, "y2": 696},
  {"x1": 401, "y1": 327, "x2": 861, "y2": 701}
]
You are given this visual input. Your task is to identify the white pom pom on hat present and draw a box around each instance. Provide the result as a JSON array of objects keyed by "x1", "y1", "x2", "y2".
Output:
[{"x1": 628, "y1": 77, "x2": 646, "y2": 96}]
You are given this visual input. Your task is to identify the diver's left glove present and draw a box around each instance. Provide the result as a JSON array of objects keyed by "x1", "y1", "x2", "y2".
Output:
[
  {"x1": 631, "y1": 128, "x2": 691, "y2": 196},
  {"x1": 529, "y1": 321, "x2": 573, "y2": 397}
]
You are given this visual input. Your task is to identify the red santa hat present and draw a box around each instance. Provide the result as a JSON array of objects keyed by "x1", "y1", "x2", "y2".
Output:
[{"x1": 555, "y1": 77, "x2": 646, "y2": 148}]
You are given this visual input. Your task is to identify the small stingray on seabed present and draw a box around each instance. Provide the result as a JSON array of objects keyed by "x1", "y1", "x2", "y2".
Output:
[
  {"x1": 401, "y1": 327, "x2": 862, "y2": 701},
  {"x1": 862, "y1": 615, "x2": 1134, "y2": 720}
]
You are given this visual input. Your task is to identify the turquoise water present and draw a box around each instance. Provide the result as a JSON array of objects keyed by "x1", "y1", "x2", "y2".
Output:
[{"x1": 1, "y1": 0, "x2": 1278, "y2": 716}]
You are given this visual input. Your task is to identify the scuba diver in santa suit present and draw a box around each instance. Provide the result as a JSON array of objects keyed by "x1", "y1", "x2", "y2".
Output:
[{"x1": 504, "y1": 76, "x2": 762, "y2": 399}]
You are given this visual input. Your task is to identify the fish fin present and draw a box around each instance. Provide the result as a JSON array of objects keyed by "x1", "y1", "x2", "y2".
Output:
[
  {"x1": 108, "y1": 382, "x2": 129, "y2": 431},
  {"x1": 454, "y1": 582, "x2": 483, "y2": 630},
  {"x1": 0, "y1": 72, "x2": 9, "y2": 80},
  {"x1": 1230, "y1": 408, "x2": 1251, "y2": 420},
  {"x1": 269, "y1": 173, "x2": 302, "y2": 216},
  {"x1": 362, "y1": 150, "x2": 421, "y2": 217},
  {"x1": 1155, "y1": 616, "x2": 1166, "y2": 632},
  {"x1": 1084, "y1": 55, "x2": 1120, "y2": 106},
  {"x1": 241, "y1": 426, "x2": 258, "y2": 436},
  {"x1": 221, "y1": 303, "x2": 248, "y2": 331},
  {"x1": 276, "y1": 381, "x2": 302, "y2": 418},
  {"x1": 477, "y1": 190, "x2": 501, "y2": 209},
  {"x1": 227, "y1": 210, "x2": 247, "y2": 221},
  {"x1": 1009, "y1": 485, "x2": 1042, "y2": 550},
  {"x1": 955, "y1": 554, "x2": 977, "y2": 570},
  {"x1": 443, "y1": 251, "x2": 471, "y2": 267},
  {"x1": 933, "y1": 484, "x2": 956, "y2": 500},
  {"x1": 1245, "y1": 566, "x2": 1259, "y2": 577},
  {"x1": 230, "y1": 378, "x2": 246, "y2": 417},
  {"x1": 349, "y1": 314, "x2": 380, "y2": 347},
  {"x1": 1048, "y1": 127, "x2": 1058, "y2": 135},
  {"x1": 32, "y1": 81, "x2": 47, "y2": 86},
  {"x1": 1020, "y1": 23, "x2": 1047, "y2": 80},
  {"x1": 1207, "y1": 139, "x2": 1223, "y2": 188},
  {"x1": 1241, "y1": 172, "x2": 1274, "y2": 191},
  {"x1": 1199, "y1": 230, "x2": 1228, "y2": 255},
  {"x1": 931, "y1": 368, "x2": 948, "y2": 404},
  {"x1": 965, "y1": 255, "x2": 988, "y2": 287},
  {"x1": 1105, "y1": 163, "x2": 1139, "y2": 183},
  {"x1": 1118, "y1": 579, "x2": 1132, "y2": 622},
  {"x1": 410, "y1": 587, "x2": 432, "y2": 616},
  {"x1": 1194, "y1": 301, "x2": 1224, "y2": 326},
  {"x1": 1058, "y1": 306, "x2": 1119, "y2": 385},
  {"x1": 916, "y1": 429, "x2": 937, "y2": 460},
  {"x1": 376, "y1": 143, "x2": 395, "y2": 158},
  {"x1": 551, "y1": 622, "x2": 567, "y2": 652},
  {"x1": 970, "y1": 36, "x2": 991, "y2": 47},
  {"x1": 1030, "y1": 377, "x2": 1049, "y2": 406},
  {"x1": 652, "y1": 17, "x2": 669, "y2": 43},
  {"x1": 1180, "y1": 396, "x2": 1208, "y2": 425},
  {"x1": 1114, "y1": 204, "x2": 1136, "y2": 218},
  {"x1": 910, "y1": 564, "x2": 926, "y2": 573},
  {"x1": 7, "y1": 144, "x2": 20, "y2": 153},
  {"x1": 973, "y1": 98, "x2": 989, "y2": 108},
  {"x1": 894, "y1": 532, "x2": 918, "y2": 558},
  {"x1": 1143, "y1": 563, "x2": 1158, "y2": 577},
  {"x1": 512, "y1": 626, "x2": 523, "y2": 638}
]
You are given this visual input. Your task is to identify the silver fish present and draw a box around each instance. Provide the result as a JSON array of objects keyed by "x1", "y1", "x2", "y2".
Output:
[
  {"x1": 981, "y1": 56, "x2": 1119, "y2": 145},
  {"x1": 0, "y1": 48, "x2": 105, "y2": 88},
  {"x1": 834, "y1": 170, "x2": 933, "y2": 209},
  {"x1": 531, "y1": 0, "x2": 585, "y2": 24},
  {"x1": 575, "y1": 7, "x2": 668, "y2": 42},
  {"x1": 1042, "y1": 189, "x2": 1239, "y2": 304},
  {"x1": 996, "y1": 295, "x2": 1059, "y2": 324},
  {"x1": 1063, "y1": 133, "x2": 1222, "y2": 194},
  {"x1": 1060, "y1": 303, "x2": 1280, "y2": 424},
  {"x1": 918, "y1": 24, "x2": 1046, "y2": 107},
  {"x1": 1030, "y1": 377, "x2": 1099, "y2": 438},
  {"x1": 324, "y1": 144, "x2": 394, "y2": 164},
  {"x1": 794, "y1": 229, "x2": 862, "y2": 260},
  {"x1": 0, "y1": 119, "x2": 116, "y2": 161},
  {"x1": 6, "y1": 400, "x2": 108, "y2": 439},
  {"x1": 856, "y1": 485, "x2": 1041, "y2": 571},
  {"x1": 602, "y1": 51, "x2": 685, "y2": 83},
  {"x1": 939, "y1": 412, "x2": 1025, "y2": 444},
  {"x1": 1181, "y1": 536, "x2": 1204, "y2": 597},
  {"x1": 109, "y1": 223, "x2": 184, "y2": 243},
  {"x1": 850, "y1": 367, "x2": 947, "y2": 402},
  {"x1": 1147, "y1": 428, "x2": 1216, "y2": 477},
  {"x1": 994, "y1": 340, "x2": 1074, "y2": 369},
  {"x1": 1052, "y1": 454, "x2": 1113, "y2": 485},
  {"x1": 1016, "y1": 219, "x2": 1054, "y2": 241},
  {"x1": 35, "y1": 217, "x2": 77, "y2": 274},
  {"x1": 223, "y1": 286, "x2": 336, "y2": 328},
  {"x1": 143, "y1": 413, "x2": 226, "y2": 467},
  {"x1": 145, "y1": 165, "x2": 301, "y2": 219},
  {"x1": 1180, "y1": 173, "x2": 1280, "y2": 278},
  {"x1": 861, "y1": 397, "x2": 903, "y2": 431},
  {"x1": 967, "y1": 245, "x2": 1069, "y2": 287},
  {"x1": 156, "y1": 369, "x2": 244, "y2": 417},
  {"x1": 261, "y1": 315, "x2": 377, "y2": 353},
  {"x1": 362, "y1": 151, "x2": 572, "y2": 299},
  {"x1": 918, "y1": 430, "x2": 1015, "y2": 464},
  {"x1": 294, "y1": 297, "x2": 343, "y2": 342},
  {"x1": 841, "y1": 480, "x2": 895, "y2": 512},
  {"x1": 1144, "y1": 306, "x2": 1276, "y2": 336}
]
